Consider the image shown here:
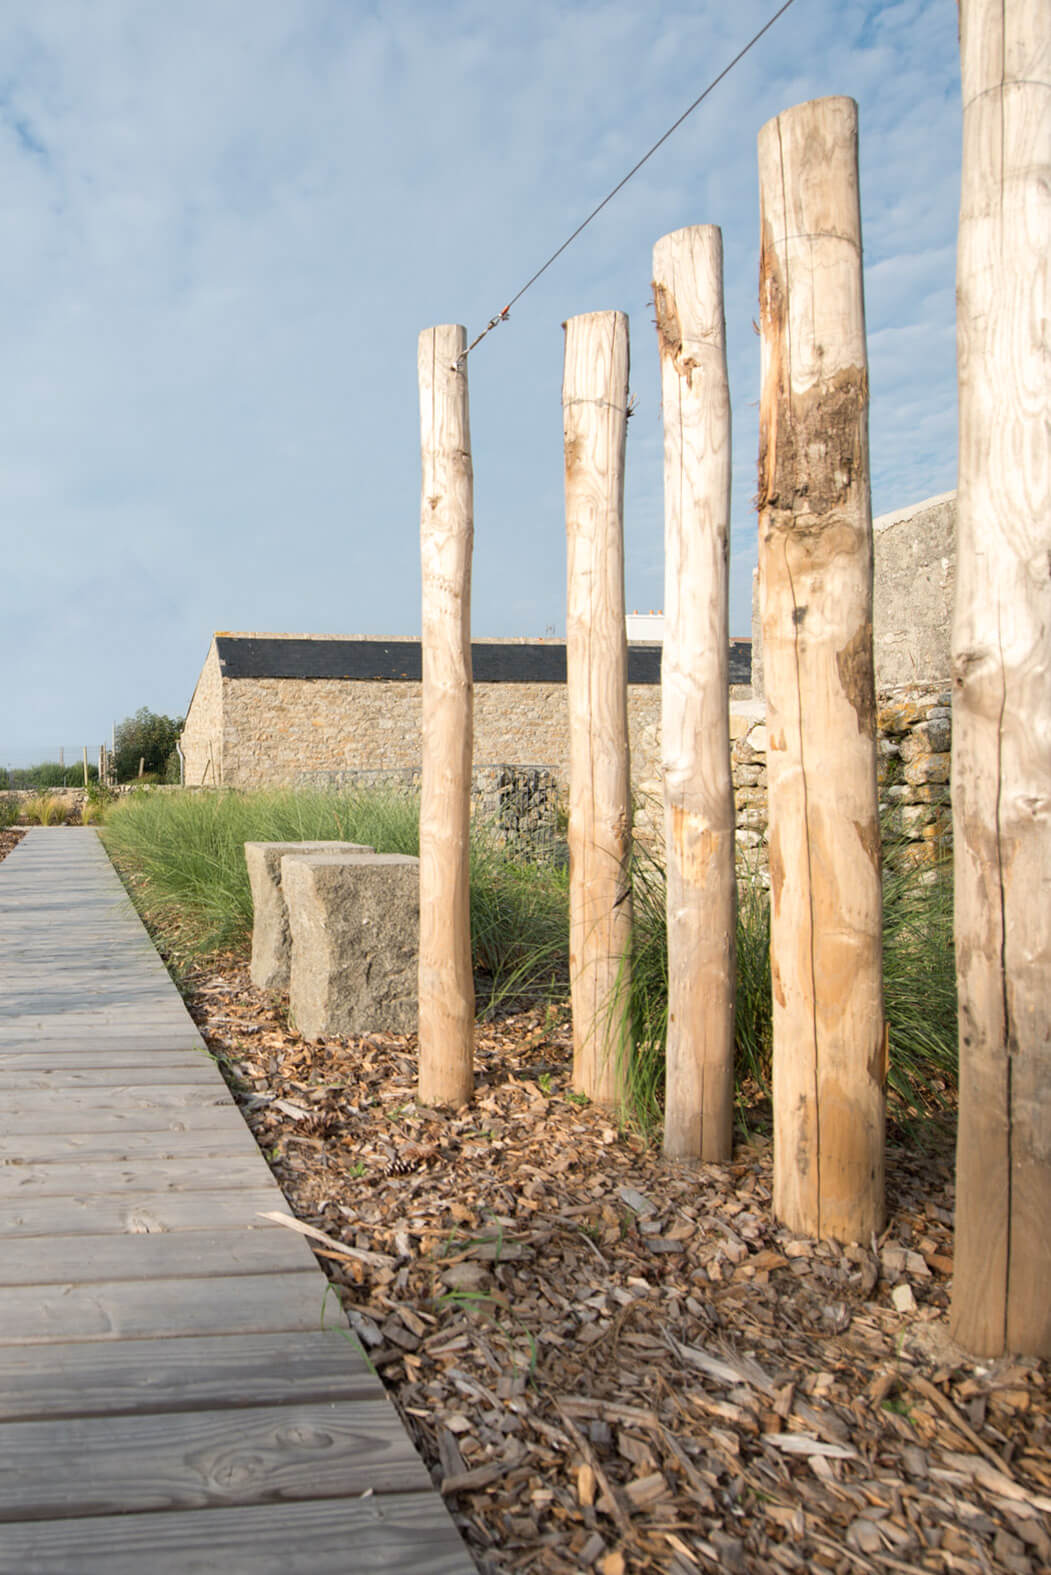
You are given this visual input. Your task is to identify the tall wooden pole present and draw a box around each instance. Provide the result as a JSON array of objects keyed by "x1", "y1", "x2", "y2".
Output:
[
  {"x1": 757, "y1": 97, "x2": 885, "y2": 1241},
  {"x1": 951, "y1": 0, "x2": 1050, "y2": 1359},
  {"x1": 563, "y1": 310, "x2": 633, "y2": 1108},
  {"x1": 417, "y1": 324, "x2": 475, "y2": 1109},
  {"x1": 653, "y1": 226, "x2": 736, "y2": 1161}
]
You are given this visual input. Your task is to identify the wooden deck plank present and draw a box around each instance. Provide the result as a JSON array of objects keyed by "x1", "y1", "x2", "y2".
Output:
[
  {"x1": 0, "y1": 1123, "x2": 264, "y2": 1161},
  {"x1": 0, "y1": 1223, "x2": 319, "y2": 1283},
  {"x1": 0, "y1": 1064, "x2": 222, "y2": 1086},
  {"x1": 0, "y1": 1330, "x2": 382, "y2": 1421},
  {"x1": 0, "y1": 828, "x2": 470, "y2": 1570},
  {"x1": 0, "y1": 1494, "x2": 472, "y2": 1575},
  {"x1": 0, "y1": 1155, "x2": 274, "y2": 1197},
  {"x1": 4, "y1": 1086, "x2": 263, "y2": 1134},
  {"x1": 0, "y1": 1401, "x2": 433, "y2": 1520},
  {"x1": 0, "y1": 1186, "x2": 293, "y2": 1238},
  {"x1": 0, "y1": 1269, "x2": 336, "y2": 1344},
  {"x1": 0, "y1": 1040, "x2": 208, "y2": 1057}
]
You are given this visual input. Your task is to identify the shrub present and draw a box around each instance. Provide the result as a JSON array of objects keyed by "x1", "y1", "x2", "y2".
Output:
[
  {"x1": 112, "y1": 709, "x2": 184, "y2": 783},
  {"x1": 8, "y1": 762, "x2": 96, "y2": 789},
  {"x1": 0, "y1": 795, "x2": 18, "y2": 829}
]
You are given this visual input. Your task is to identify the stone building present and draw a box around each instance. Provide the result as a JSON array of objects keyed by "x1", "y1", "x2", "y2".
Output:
[
  {"x1": 751, "y1": 491, "x2": 956, "y2": 697},
  {"x1": 179, "y1": 631, "x2": 753, "y2": 791}
]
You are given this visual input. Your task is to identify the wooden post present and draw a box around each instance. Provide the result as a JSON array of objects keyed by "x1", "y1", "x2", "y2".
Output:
[
  {"x1": 417, "y1": 324, "x2": 475, "y2": 1109},
  {"x1": 757, "y1": 97, "x2": 885, "y2": 1241},
  {"x1": 951, "y1": 0, "x2": 1050, "y2": 1359},
  {"x1": 563, "y1": 310, "x2": 633, "y2": 1107},
  {"x1": 82, "y1": 747, "x2": 88, "y2": 789},
  {"x1": 653, "y1": 227, "x2": 737, "y2": 1161}
]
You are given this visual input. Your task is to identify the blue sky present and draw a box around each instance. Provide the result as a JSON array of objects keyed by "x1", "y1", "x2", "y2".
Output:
[{"x1": 0, "y1": 0, "x2": 961, "y2": 765}]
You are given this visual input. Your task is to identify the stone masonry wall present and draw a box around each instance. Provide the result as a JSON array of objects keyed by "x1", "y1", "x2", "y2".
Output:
[
  {"x1": 180, "y1": 641, "x2": 225, "y2": 785},
  {"x1": 299, "y1": 764, "x2": 562, "y2": 861},
  {"x1": 730, "y1": 685, "x2": 952, "y2": 869},
  {"x1": 205, "y1": 676, "x2": 663, "y2": 797},
  {"x1": 751, "y1": 491, "x2": 956, "y2": 699}
]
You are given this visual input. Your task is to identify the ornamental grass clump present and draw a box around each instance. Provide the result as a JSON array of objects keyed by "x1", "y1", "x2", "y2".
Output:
[
  {"x1": 623, "y1": 831, "x2": 956, "y2": 1137},
  {"x1": 23, "y1": 793, "x2": 68, "y2": 826}
]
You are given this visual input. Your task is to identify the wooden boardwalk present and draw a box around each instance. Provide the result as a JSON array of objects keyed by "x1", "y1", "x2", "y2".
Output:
[{"x1": 0, "y1": 828, "x2": 473, "y2": 1573}]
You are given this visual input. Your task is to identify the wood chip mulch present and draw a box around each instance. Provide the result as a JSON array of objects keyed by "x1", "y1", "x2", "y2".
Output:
[
  {"x1": 171, "y1": 955, "x2": 1051, "y2": 1575},
  {"x1": 0, "y1": 829, "x2": 26, "y2": 862}
]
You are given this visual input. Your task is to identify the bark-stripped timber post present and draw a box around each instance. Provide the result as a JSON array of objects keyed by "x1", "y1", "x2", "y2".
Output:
[
  {"x1": 757, "y1": 97, "x2": 885, "y2": 1241},
  {"x1": 563, "y1": 310, "x2": 633, "y2": 1108},
  {"x1": 951, "y1": 0, "x2": 1050, "y2": 1359},
  {"x1": 417, "y1": 324, "x2": 475, "y2": 1109},
  {"x1": 653, "y1": 227, "x2": 737, "y2": 1161}
]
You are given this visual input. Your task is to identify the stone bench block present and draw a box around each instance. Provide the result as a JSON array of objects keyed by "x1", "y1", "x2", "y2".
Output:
[
  {"x1": 283, "y1": 853, "x2": 420, "y2": 1039},
  {"x1": 246, "y1": 841, "x2": 373, "y2": 991}
]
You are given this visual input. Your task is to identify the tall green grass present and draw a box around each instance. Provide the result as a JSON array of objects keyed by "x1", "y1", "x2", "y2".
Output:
[
  {"x1": 625, "y1": 835, "x2": 956, "y2": 1132},
  {"x1": 103, "y1": 787, "x2": 955, "y2": 1126},
  {"x1": 102, "y1": 786, "x2": 569, "y2": 1005},
  {"x1": 102, "y1": 787, "x2": 421, "y2": 959}
]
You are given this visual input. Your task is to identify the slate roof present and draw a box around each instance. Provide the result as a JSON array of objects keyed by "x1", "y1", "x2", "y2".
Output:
[{"x1": 214, "y1": 636, "x2": 752, "y2": 687}]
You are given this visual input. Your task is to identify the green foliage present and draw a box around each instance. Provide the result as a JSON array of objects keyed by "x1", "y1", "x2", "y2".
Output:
[
  {"x1": 469, "y1": 829, "x2": 570, "y2": 1010},
  {"x1": 880, "y1": 848, "x2": 957, "y2": 1120},
  {"x1": 625, "y1": 835, "x2": 956, "y2": 1136},
  {"x1": 0, "y1": 795, "x2": 18, "y2": 829},
  {"x1": 6, "y1": 762, "x2": 97, "y2": 788},
  {"x1": 112, "y1": 709, "x2": 184, "y2": 783}
]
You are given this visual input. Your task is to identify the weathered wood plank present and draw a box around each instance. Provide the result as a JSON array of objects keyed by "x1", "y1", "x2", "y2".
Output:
[
  {"x1": 0, "y1": 1401, "x2": 433, "y2": 1521},
  {"x1": 4, "y1": 1086, "x2": 252, "y2": 1134},
  {"x1": 0, "y1": 1155, "x2": 268, "y2": 1198},
  {"x1": 0, "y1": 1270, "x2": 334, "y2": 1344},
  {"x1": 0, "y1": 1330, "x2": 380, "y2": 1421},
  {"x1": 0, "y1": 1493, "x2": 474, "y2": 1575},
  {"x1": 0, "y1": 828, "x2": 471, "y2": 1569},
  {"x1": 0, "y1": 1187, "x2": 291, "y2": 1239},
  {"x1": 0, "y1": 1063, "x2": 220, "y2": 1086},
  {"x1": 0, "y1": 1225, "x2": 317, "y2": 1284},
  {"x1": 0, "y1": 1040, "x2": 208, "y2": 1058},
  {"x1": 2, "y1": 1081, "x2": 230, "y2": 1104},
  {"x1": 0, "y1": 1123, "x2": 262, "y2": 1162}
]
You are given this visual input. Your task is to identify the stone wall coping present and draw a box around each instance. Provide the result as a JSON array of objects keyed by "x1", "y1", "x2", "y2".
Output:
[
  {"x1": 281, "y1": 852, "x2": 420, "y2": 870},
  {"x1": 872, "y1": 489, "x2": 956, "y2": 534}
]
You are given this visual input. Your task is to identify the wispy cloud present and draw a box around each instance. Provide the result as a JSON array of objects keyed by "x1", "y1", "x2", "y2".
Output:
[{"x1": 0, "y1": 1, "x2": 961, "y2": 760}]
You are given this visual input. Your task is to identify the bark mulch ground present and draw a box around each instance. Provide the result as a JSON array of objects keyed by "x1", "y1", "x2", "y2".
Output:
[
  {"x1": 168, "y1": 954, "x2": 1049, "y2": 1575},
  {"x1": 0, "y1": 829, "x2": 26, "y2": 861}
]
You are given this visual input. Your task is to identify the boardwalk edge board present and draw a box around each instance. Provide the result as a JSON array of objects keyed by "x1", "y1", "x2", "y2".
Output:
[{"x1": 0, "y1": 831, "x2": 472, "y2": 1569}]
